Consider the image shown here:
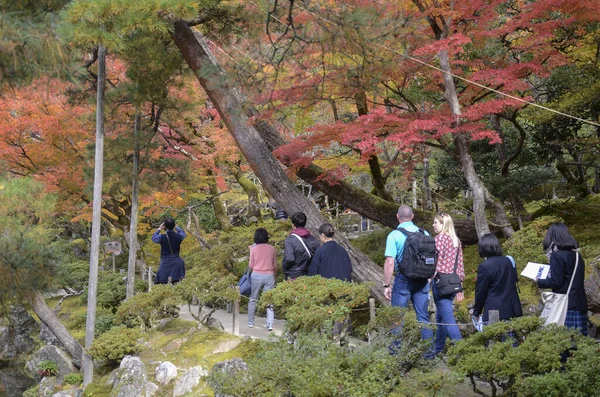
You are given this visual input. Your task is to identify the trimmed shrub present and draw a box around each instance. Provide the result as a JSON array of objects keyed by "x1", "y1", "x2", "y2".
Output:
[
  {"x1": 89, "y1": 326, "x2": 142, "y2": 363},
  {"x1": 115, "y1": 284, "x2": 181, "y2": 330},
  {"x1": 260, "y1": 276, "x2": 370, "y2": 335},
  {"x1": 447, "y1": 316, "x2": 599, "y2": 397}
]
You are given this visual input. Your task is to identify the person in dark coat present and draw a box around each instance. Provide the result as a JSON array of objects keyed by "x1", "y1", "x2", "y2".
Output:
[
  {"x1": 473, "y1": 234, "x2": 522, "y2": 323},
  {"x1": 308, "y1": 223, "x2": 352, "y2": 281},
  {"x1": 282, "y1": 212, "x2": 320, "y2": 280},
  {"x1": 152, "y1": 217, "x2": 186, "y2": 283},
  {"x1": 537, "y1": 222, "x2": 588, "y2": 335}
]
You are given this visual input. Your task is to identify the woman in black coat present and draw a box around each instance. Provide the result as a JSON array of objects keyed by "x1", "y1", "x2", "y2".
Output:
[
  {"x1": 473, "y1": 234, "x2": 523, "y2": 323},
  {"x1": 537, "y1": 222, "x2": 587, "y2": 335}
]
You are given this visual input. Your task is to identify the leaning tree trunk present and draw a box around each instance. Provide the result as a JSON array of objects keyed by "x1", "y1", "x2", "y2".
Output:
[
  {"x1": 29, "y1": 292, "x2": 84, "y2": 366},
  {"x1": 83, "y1": 43, "x2": 106, "y2": 386},
  {"x1": 126, "y1": 107, "x2": 141, "y2": 300},
  {"x1": 252, "y1": 108, "x2": 486, "y2": 243},
  {"x1": 233, "y1": 167, "x2": 262, "y2": 218},
  {"x1": 172, "y1": 22, "x2": 386, "y2": 302},
  {"x1": 207, "y1": 170, "x2": 233, "y2": 231}
]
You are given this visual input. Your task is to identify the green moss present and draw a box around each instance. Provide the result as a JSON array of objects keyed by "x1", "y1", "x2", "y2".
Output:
[
  {"x1": 82, "y1": 379, "x2": 112, "y2": 397},
  {"x1": 350, "y1": 228, "x2": 389, "y2": 265}
]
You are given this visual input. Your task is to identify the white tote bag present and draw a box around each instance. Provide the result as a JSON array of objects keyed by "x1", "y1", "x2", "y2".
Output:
[{"x1": 540, "y1": 251, "x2": 579, "y2": 326}]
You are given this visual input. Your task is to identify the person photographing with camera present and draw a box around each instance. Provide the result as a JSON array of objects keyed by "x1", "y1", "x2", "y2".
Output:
[{"x1": 152, "y1": 217, "x2": 186, "y2": 284}]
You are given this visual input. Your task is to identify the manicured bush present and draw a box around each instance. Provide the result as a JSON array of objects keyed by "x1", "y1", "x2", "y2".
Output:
[
  {"x1": 80, "y1": 272, "x2": 146, "y2": 313},
  {"x1": 447, "y1": 316, "x2": 599, "y2": 397},
  {"x1": 176, "y1": 266, "x2": 238, "y2": 323},
  {"x1": 89, "y1": 326, "x2": 142, "y2": 363},
  {"x1": 115, "y1": 284, "x2": 181, "y2": 330},
  {"x1": 259, "y1": 276, "x2": 371, "y2": 335}
]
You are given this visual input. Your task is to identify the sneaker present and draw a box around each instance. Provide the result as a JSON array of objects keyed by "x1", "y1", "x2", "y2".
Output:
[
  {"x1": 267, "y1": 325, "x2": 273, "y2": 331},
  {"x1": 247, "y1": 324, "x2": 254, "y2": 328}
]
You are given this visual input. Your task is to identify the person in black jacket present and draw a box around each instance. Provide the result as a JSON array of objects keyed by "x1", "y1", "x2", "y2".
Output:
[
  {"x1": 152, "y1": 218, "x2": 186, "y2": 283},
  {"x1": 308, "y1": 223, "x2": 352, "y2": 281},
  {"x1": 473, "y1": 234, "x2": 522, "y2": 323},
  {"x1": 537, "y1": 222, "x2": 588, "y2": 335},
  {"x1": 282, "y1": 212, "x2": 320, "y2": 279}
]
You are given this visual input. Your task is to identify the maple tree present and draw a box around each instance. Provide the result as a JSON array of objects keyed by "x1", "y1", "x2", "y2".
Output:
[{"x1": 226, "y1": 0, "x2": 599, "y2": 238}]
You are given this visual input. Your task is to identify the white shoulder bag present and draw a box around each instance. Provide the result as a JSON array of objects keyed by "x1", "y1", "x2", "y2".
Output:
[{"x1": 540, "y1": 251, "x2": 579, "y2": 326}]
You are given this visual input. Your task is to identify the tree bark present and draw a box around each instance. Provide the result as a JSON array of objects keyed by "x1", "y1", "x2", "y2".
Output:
[
  {"x1": 422, "y1": 157, "x2": 432, "y2": 210},
  {"x1": 233, "y1": 166, "x2": 262, "y2": 218},
  {"x1": 207, "y1": 170, "x2": 233, "y2": 231},
  {"x1": 126, "y1": 107, "x2": 141, "y2": 300},
  {"x1": 171, "y1": 21, "x2": 387, "y2": 302},
  {"x1": 28, "y1": 292, "x2": 84, "y2": 366},
  {"x1": 83, "y1": 42, "x2": 106, "y2": 387}
]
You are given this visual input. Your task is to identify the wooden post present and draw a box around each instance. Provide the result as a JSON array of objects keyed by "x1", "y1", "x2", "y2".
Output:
[
  {"x1": 148, "y1": 268, "x2": 153, "y2": 292},
  {"x1": 112, "y1": 253, "x2": 116, "y2": 272},
  {"x1": 232, "y1": 286, "x2": 240, "y2": 336},
  {"x1": 369, "y1": 298, "x2": 376, "y2": 322},
  {"x1": 488, "y1": 310, "x2": 500, "y2": 325}
]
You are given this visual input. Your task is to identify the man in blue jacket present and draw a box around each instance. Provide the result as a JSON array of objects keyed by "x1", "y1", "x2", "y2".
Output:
[{"x1": 382, "y1": 205, "x2": 433, "y2": 341}]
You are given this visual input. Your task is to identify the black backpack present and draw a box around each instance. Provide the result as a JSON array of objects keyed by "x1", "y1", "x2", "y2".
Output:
[{"x1": 396, "y1": 227, "x2": 438, "y2": 280}]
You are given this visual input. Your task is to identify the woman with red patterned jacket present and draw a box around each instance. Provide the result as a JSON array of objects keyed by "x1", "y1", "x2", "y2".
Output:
[{"x1": 431, "y1": 213, "x2": 465, "y2": 355}]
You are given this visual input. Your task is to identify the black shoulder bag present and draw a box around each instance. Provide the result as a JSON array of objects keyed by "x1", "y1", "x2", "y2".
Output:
[{"x1": 434, "y1": 247, "x2": 463, "y2": 297}]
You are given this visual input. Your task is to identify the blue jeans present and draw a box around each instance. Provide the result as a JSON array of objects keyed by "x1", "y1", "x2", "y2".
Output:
[
  {"x1": 248, "y1": 273, "x2": 275, "y2": 328},
  {"x1": 391, "y1": 273, "x2": 433, "y2": 340},
  {"x1": 431, "y1": 281, "x2": 462, "y2": 353}
]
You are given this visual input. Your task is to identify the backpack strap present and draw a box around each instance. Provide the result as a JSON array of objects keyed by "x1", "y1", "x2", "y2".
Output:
[
  {"x1": 165, "y1": 231, "x2": 174, "y2": 255},
  {"x1": 291, "y1": 233, "x2": 312, "y2": 258}
]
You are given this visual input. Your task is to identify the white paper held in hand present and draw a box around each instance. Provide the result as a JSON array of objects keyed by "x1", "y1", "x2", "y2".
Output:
[{"x1": 521, "y1": 262, "x2": 550, "y2": 280}]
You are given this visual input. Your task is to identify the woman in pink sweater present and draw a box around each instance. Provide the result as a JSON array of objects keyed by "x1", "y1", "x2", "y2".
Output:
[{"x1": 247, "y1": 228, "x2": 277, "y2": 330}]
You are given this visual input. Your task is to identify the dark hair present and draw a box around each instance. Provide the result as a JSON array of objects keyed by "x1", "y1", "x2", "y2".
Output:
[
  {"x1": 478, "y1": 233, "x2": 503, "y2": 258},
  {"x1": 164, "y1": 218, "x2": 176, "y2": 230},
  {"x1": 291, "y1": 212, "x2": 307, "y2": 228},
  {"x1": 543, "y1": 222, "x2": 578, "y2": 251},
  {"x1": 318, "y1": 223, "x2": 335, "y2": 238},
  {"x1": 254, "y1": 228, "x2": 269, "y2": 244}
]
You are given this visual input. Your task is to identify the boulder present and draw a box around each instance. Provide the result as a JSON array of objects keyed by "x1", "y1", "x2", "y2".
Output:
[
  {"x1": 0, "y1": 306, "x2": 38, "y2": 360},
  {"x1": 51, "y1": 388, "x2": 83, "y2": 397},
  {"x1": 172, "y1": 366, "x2": 208, "y2": 397},
  {"x1": 155, "y1": 362, "x2": 177, "y2": 385},
  {"x1": 26, "y1": 345, "x2": 76, "y2": 383},
  {"x1": 38, "y1": 376, "x2": 59, "y2": 397},
  {"x1": 206, "y1": 317, "x2": 224, "y2": 331},
  {"x1": 212, "y1": 358, "x2": 248, "y2": 375},
  {"x1": 0, "y1": 366, "x2": 35, "y2": 397},
  {"x1": 40, "y1": 323, "x2": 65, "y2": 349},
  {"x1": 110, "y1": 355, "x2": 157, "y2": 397},
  {"x1": 210, "y1": 358, "x2": 248, "y2": 397}
]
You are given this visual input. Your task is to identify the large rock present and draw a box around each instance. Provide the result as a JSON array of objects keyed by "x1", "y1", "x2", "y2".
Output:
[
  {"x1": 172, "y1": 366, "x2": 208, "y2": 397},
  {"x1": 155, "y1": 362, "x2": 177, "y2": 385},
  {"x1": 110, "y1": 355, "x2": 157, "y2": 397},
  {"x1": 52, "y1": 388, "x2": 83, "y2": 397},
  {"x1": 210, "y1": 358, "x2": 248, "y2": 397},
  {"x1": 0, "y1": 306, "x2": 38, "y2": 360},
  {"x1": 0, "y1": 366, "x2": 35, "y2": 397},
  {"x1": 40, "y1": 323, "x2": 65, "y2": 349},
  {"x1": 26, "y1": 345, "x2": 76, "y2": 383},
  {"x1": 38, "y1": 376, "x2": 59, "y2": 397}
]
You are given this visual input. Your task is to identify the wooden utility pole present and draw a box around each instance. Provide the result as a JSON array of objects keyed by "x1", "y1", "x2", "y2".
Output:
[
  {"x1": 126, "y1": 107, "x2": 141, "y2": 300},
  {"x1": 83, "y1": 43, "x2": 106, "y2": 386}
]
